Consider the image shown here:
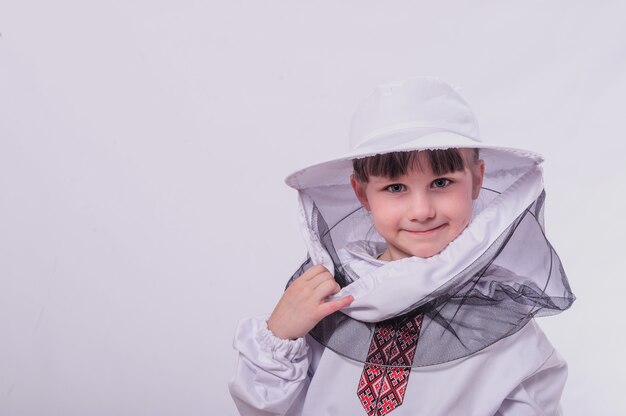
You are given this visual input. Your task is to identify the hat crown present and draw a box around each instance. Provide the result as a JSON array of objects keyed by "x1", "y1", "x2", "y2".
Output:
[{"x1": 349, "y1": 77, "x2": 481, "y2": 150}]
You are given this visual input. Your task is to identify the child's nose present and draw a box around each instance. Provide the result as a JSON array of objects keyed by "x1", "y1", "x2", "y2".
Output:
[{"x1": 407, "y1": 195, "x2": 436, "y2": 222}]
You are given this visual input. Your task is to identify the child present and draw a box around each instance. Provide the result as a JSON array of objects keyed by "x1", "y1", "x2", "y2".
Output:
[{"x1": 229, "y1": 77, "x2": 575, "y2": 415}]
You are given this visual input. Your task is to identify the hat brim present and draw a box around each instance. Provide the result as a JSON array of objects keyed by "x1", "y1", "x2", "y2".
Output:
[{"x1": 285, "y1": 131, "x2": 543, "y2": 190}]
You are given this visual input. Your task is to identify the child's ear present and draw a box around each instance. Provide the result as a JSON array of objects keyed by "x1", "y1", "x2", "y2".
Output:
[
  {"x1": 471, "y1": 160, "x2": 485, "y2": 200},
  {"x1": 350, "y1": 175, "x2": 371, "y2": 211}
]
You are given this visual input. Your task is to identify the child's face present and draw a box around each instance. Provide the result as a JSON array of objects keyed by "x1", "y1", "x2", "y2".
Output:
[{"x1": 351, "y1": 153, "x2": 484, "y2": 260}]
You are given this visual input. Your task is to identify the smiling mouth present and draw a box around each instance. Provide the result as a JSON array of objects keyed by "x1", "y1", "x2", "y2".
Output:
[{"x1": 404, "y1": 224, "x2": 447, "y2": 235}]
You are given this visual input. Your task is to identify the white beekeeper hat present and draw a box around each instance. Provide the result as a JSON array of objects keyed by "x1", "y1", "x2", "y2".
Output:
[
  {"x1": 281, "y1": 76, "x2": 574, "y2": 367},
  {"x1": 285, "y1": 76, "x2": 542, "y2": 190}
]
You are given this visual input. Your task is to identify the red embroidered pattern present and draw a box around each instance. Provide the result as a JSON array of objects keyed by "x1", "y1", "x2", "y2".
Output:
[{"x1": 357, "y1": 314, "x2": 423, "y2": 416}]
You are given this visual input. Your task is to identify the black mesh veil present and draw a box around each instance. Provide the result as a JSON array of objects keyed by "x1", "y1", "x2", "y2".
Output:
[{"x1": 286, "y1": 189, "x2": 574, "y2": 367}]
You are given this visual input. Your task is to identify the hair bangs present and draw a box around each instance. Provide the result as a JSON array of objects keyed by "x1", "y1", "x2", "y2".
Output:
[{"x1": 352, "y1": 148, "x2": 478, "y2": 182}]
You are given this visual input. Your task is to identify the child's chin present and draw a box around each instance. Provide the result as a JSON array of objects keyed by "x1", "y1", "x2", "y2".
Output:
[
  {"x1": 409, "y1": 244, "x2": 450, "y2": 259},
  {"x1": 391, "y1": 247, "x2": 445, "y2": 260}
]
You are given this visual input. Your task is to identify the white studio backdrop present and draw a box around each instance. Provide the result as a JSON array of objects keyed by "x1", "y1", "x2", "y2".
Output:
[{"x1": 1, "y1": 1, "x2": 624, "y2": 415}]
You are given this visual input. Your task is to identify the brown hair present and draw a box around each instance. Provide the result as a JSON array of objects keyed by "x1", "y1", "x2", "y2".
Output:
[{"x1": 352, "y1": 148, "x2": 479, "y2": 183}]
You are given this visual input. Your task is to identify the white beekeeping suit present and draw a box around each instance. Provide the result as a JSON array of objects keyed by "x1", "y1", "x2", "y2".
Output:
[{"x1": 230, "y1": 77, "x2": 575, "y2": 416}]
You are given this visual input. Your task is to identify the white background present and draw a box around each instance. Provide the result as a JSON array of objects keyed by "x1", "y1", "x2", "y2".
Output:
[{"x1": 1, "y1": 1, "x2": 625, "y2": 415}]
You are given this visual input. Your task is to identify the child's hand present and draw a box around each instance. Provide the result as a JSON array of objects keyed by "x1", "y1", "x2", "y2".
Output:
[{"x1": 267, "y1": 264, "x2": 354, "y2": 340}]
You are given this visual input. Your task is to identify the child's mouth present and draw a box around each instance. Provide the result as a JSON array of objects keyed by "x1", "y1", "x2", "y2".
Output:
[{"x1": 404, "y1": 224, "x2": 447, "y2": 235}]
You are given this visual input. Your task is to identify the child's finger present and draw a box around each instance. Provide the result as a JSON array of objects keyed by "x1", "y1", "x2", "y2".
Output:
[
  {"x1": 318, "y1": 295, "x2": 354, "y2": 318},
  {"x1": 308, "y1": 271, "x2": 335, "y2": 289},
  {"x1": 301, "y1": 264, "x2": 329, "y2": 281},
  {"x1": 313, "y1": 278, "x2": 341, "y2": 298}
]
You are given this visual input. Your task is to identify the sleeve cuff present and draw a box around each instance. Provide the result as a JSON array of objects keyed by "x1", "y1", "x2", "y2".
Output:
[
  {"x1": 255, "y1": 318, "x2": 309, "y2": 362},
  {"x1": 233, "y1": 315, "x2": 311, "y2": 380}
]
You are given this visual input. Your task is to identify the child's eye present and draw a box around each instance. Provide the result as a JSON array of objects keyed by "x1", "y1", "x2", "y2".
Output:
[
  {"x1": 431, "y1": 178, "x2": 451, "y2": 188},
  {"x1": 386, "y1": 184, "x2": 405, "y2": 193}
]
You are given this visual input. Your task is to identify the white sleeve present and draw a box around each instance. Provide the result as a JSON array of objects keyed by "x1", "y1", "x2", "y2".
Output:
[
  {"x1": 228, "y1": 316, "x2": 311, "y2": 416},
  {"x1": 496, "y1": 349, "x2": 568, "y2": 416}
]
